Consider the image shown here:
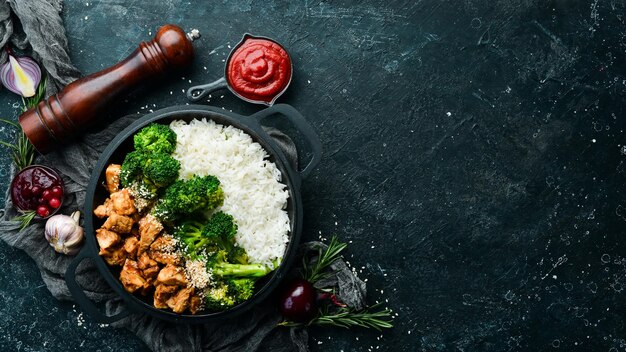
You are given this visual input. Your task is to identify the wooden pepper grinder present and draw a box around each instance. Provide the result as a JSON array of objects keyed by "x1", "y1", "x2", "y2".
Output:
[{"x1": 19, "y1": 24, "x2": 196, "y2": 154}]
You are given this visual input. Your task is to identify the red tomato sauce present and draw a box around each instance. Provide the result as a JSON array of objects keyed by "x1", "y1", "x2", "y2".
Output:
[{"x1": 226, "y1": 37, "x2": 291, "y2": 104}]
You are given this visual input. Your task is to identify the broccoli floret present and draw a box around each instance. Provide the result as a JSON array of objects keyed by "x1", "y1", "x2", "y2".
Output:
[
  {"x1": 213, "y1": 262, "x2": 273, "y2": 278},
  {"x1": 227, "y1": 278, "x2": 255, "y2": 301},
  {"x1": 142, "y1": 152, "x2": 180, "y2": 188},
  {"x1": 204, "y1": 282, "x2": 236, "y2": 310},
  {"x1": 120, "y1": 151, "x2": 180, "y2": 193},
  {"x1": 174, "y1": 212, "x2": 251, "y2": 267},
  {"x1": 202, "y1": 211, "x2": 238, "y2": 251},
  {"x1": 120, "y1": 150, "x2": 144, "y2": 187},
  {"x1": 152, "y1": 175, "x2": 224, "y2": 222},
  {"x1": 207, "y1": 250, "x2": 273, "y2": 278},
  {"x1": 203, "y1": 279, "x2": 256, "y2": 311},
  {"x1": 228, "y1": 246, "x2": 249, "y2": 265},
  {"x1": 173, "y1": 220, "x2": 208, "y2": 258},
  {"x1": 187, "y1": 175, "x2": 224, "y2": 210},
  {"x1": 201, "y1": 212, "x2": 249, "y2": 264},
  {"x1": 151, "y1": 181, "x2": 185, "y2": 222},
  {"x1": 133, "y1": 123, "x2": 177, "y2": 154}
]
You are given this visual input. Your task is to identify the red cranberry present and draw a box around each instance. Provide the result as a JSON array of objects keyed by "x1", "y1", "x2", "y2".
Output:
[
  {"x1": 36, "y1": 205, "x2": 50, "y2": 218},
  {"x1": 279, "y1": 279, "x2": 317, "y2": 322},
  {"x1": 48, "y1": 198, "x2": 61, "y2": 209},
  {"x1": 42, "y1": 189, "x2": 53, "y2": 201},
  {"x1": 51, "y1": 186, "x2": 63, "y2": 198}
]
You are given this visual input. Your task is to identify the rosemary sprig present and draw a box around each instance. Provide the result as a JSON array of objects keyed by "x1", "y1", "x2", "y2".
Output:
[
  {"x1": 0, "y1": 121, "x2": 35, "y2": 170},
  {"x1": 279, "y1": 303, "x2": 393, "y2": 331},
  {"x1": 14, "y1": 210, "x2": 36, "y2": 231},
  {"x1": 302, "y1": 235, "x2": 348, "y2": 283},
  {"x1": 0, "y1": 75, "x2": 44, "y2": 171}
]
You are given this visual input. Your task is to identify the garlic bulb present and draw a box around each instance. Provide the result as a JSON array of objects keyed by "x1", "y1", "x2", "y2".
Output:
[{"x1": 45, "y1": 211, "x2": 84, "y2": 255}]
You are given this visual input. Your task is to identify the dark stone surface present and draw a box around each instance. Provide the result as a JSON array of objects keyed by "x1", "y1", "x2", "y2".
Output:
[{"x1": 1, "y1": 0, "x2": 626, "y2": 351}]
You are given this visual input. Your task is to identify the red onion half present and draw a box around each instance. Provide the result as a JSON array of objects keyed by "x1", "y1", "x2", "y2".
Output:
[{"x1": 0, "y1": 55, "x2": 41, "y2": 97}]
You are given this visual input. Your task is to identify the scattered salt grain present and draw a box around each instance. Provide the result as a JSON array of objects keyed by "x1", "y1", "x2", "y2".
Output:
[{"x1": 76, "y1": 312, "x2": 85, "y2": 327}]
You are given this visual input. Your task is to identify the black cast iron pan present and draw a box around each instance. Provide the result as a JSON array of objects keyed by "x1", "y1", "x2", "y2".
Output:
[{"x1": 65, "y1": 104, "x2": 321, "y2": 324}]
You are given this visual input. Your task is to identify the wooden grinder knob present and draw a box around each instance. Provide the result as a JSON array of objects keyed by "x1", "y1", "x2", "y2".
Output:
[{"x1": 19, "y1": 24, "x2": 194, "y2": 154}]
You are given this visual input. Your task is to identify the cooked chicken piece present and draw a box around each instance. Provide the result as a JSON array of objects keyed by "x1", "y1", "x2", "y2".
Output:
[
  {"x1": 105, "y1": 164, "x2": 122, "y2": 194},
  {"x1": 96, "y1": 229, "x2": 120, "y2": 254},
  {"x1": 102, "y1": 213, "x2": 134, "y2": 234},
  {"x1": 94, "y1": 198, "x2": 113, "y2": 218},
  {"x1": 137, "y1": 252, "x2": 158, "y2": 270},
  {"x1": 138, "y1": 214, "x2": 163, "y2": 254},
  {"x1": 154, "y1": 296, "x2": 168, "y2": 309},
  {"x1": 123, "y1": 236, "x2": 140, "y2": 259},
  {"x1": 143, "y1": 266, "x2": 160, "y2": 280},
  {"x1": 150, "y1": 250, "x2": 181, "y2": 266},
  {"x1": 148, "y1": 235, "x2": 180, "y2": 265},
  {"x1": 166, "y1": 287, "x2": 194, "y2": 314},
  {"x1": 189, "y1": 295, "x2": 202, "y2": 314},
  {"x1": 157, "y1": 264, "x2": 188, "y2": 286},
  {"x1": 154, "y1": 284, "x2": 178, "y2": 309},
  {"x1": 150, "y1": 236, "x2": 176, "y2": 252},
  {"x1": 110, "y1": 189, "x2": 136, "y2": 216},
  {"x1": 102, "y1": 245, "x2": 128, "y2": 266},
  {"x1": 119, "y1": 259, "x2": 145, "y2": 293}
]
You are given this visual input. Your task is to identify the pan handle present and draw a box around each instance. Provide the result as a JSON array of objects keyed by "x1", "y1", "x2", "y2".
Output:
[
  {"x1": 250, "y1": 104, "x2": 322, "y2": 180},
  {"x1": 186, "y1": 77, "x2": 228, "y2": 102},
  {"x1": 65, "y1": 247, "x2": 131, "y2": 324}
]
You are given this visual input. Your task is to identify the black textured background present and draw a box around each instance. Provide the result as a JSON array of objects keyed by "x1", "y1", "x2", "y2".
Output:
[{"x1": 1, "y1": 0, "x2": 626, "y2": 351}]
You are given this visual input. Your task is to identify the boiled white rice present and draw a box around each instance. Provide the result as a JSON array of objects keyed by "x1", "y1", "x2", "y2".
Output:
[{"x1": 170, "y1": 118, "x2": 290, "y2": 266}]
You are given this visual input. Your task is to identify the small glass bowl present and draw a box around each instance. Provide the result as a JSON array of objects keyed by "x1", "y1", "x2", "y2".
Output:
[{"x1": 10, "y1": 164, "x2": 65, "y2": 220}]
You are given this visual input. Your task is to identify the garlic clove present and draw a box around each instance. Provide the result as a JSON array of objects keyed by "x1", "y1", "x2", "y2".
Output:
[
  {"x1": 44, "y1": 211, "x2": 84, "y2": 255},
  {"x1": 63, "y1": 228, "x2": 84, "y2": 248}
]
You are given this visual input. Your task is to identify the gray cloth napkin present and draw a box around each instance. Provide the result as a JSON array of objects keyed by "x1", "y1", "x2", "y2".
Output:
[{"x1": 0, "y1": 115, "x2": 367, "y2": 351}]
